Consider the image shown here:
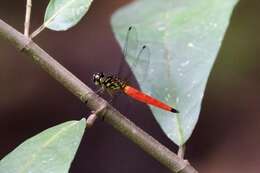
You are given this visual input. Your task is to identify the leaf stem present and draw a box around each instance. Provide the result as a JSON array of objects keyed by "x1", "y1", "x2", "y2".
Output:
[
  {"x1": 30, "y1": 0, "x2": 77, "y2": 39},
  {"x1": 30, "y1": 24, "x2": 45, "y2": 39},
  {"x1": 178, "y1": 145, "x2": 186, "y2": 159},
  {"x1": 24, "y1": 0, "x2": 32, "y2": 37},
  {"x1": 0, "y1": 19, "x2": 198, "y2": 173}
]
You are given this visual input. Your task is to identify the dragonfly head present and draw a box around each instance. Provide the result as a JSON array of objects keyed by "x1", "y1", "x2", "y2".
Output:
[{"x1": 93, "y1": 72, "x2": 104, "y2": 86}]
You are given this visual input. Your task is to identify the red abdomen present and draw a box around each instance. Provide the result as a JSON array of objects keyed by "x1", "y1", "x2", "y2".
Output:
[{"x1": 123, "y1": 85, "x2": 179, "y2": 113}]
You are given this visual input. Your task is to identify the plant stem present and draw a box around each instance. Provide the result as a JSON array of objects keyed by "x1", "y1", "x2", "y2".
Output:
[
  {"x1": 0, "y1": 19, "x2": 198, "y2": 173},
  {"x1": 24, "y1": 0, "x2": 32, "y2": 37},
  {"x1": 30, "y1": 24, "x2": 45, "y2": 39},
  {"x1": 178, "y1": 145, "x2": 186, "y2": 159}
]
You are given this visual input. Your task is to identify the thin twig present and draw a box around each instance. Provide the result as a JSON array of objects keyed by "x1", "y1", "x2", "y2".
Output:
[
  {"x1": 24, "y1": 0, "x2": 32, "y2": 37},
  {"x1": 0, "y1": 19, "x2": 198, "y2": 173},
  {"x1": 86, "y1": 106, "x2": 107, "y2": 128},
  {"x1": 86, "y1": 113, "x2": 98, "y2": 128}
]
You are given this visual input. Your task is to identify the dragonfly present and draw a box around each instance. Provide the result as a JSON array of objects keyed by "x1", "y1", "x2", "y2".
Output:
[{"x1": 93, "y1": 26, "x2": 179, "y2": 114}]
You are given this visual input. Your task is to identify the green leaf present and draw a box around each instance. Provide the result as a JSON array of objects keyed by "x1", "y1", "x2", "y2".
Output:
[
  {"x1": 0, "y1": 119, "x2": 86, "y2": 173},
  {"x1": 111, "y1": 0, "x2": 238, "y2": 146},
  {"x1": 44, "y1": 0, "x2": 94, "y2": 31}
]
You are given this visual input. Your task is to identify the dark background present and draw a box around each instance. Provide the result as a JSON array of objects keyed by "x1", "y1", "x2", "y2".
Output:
[{"x1": 0, "y1": 0, "x2": 259, "y2": 173}]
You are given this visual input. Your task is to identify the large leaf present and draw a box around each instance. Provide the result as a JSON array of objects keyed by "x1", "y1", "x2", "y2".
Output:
[
  {"x1": 0, "y1": 119, "x2": 86, "y2": 173},
  {"x1": 111, "y1": 0, "x2": 238, "y2": 145},
  {"x1": 44, "y1": 0, "x2": 94, "y2": 31}
]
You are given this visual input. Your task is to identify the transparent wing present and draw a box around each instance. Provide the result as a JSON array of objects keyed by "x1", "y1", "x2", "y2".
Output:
[
  {"x1": 114, "y1": 26, "x2": 151, "y2": 111},
  {"x1": 117, "y1": 26, "x2": 139, "y2": 78},
  {"x1": 125, "y1": 45, "x2": 150, "y2": 84},
  {"x1": 117, "y1": 26, "x2": 150, "y2": 84}
]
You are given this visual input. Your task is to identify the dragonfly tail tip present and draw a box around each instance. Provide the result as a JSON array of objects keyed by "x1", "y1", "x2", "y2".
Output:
[{"x1": 170, "y1": 108, "x2": 179, "y2": 114}]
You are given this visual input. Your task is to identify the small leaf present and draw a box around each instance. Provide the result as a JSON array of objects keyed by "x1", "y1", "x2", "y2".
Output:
[
  {"x1": 0, "y1": 119, "x2": 86, "y2": 173},
  {"x1": 44, "y1": 0, "x2": 94, "y2": 31},
  {"x1": 111, "y1": 0, "x2": 238, "y2": 145}
]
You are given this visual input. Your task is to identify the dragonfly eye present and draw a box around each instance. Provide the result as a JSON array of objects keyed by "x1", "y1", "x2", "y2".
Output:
[{"x1": 93, "y1": 73, "x2": 104, "y2": 85}]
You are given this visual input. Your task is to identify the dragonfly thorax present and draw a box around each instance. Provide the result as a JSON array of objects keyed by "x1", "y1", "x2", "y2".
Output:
[{"x1": 93, "y1": 72, "x2": 126, "y2": 91}]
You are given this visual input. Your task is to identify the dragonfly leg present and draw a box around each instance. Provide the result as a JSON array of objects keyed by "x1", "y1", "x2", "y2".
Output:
[
  {"x1": 96, "y1": 87, "x2": 106, "y2": 95},
  {"x1": 106, "y1": 89, "x2": 117, "y2": 103},
  {"x1": 84, "y1": 87, "x2": 105, "y2": 104},
  {"x1": 106, "y1": 89, "x2": 113, "y2": 97}
]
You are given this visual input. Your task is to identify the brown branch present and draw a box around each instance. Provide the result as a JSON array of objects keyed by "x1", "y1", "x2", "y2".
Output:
[{"x1": 0, "y1": 19, "x2": 198, "y2": 173}]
